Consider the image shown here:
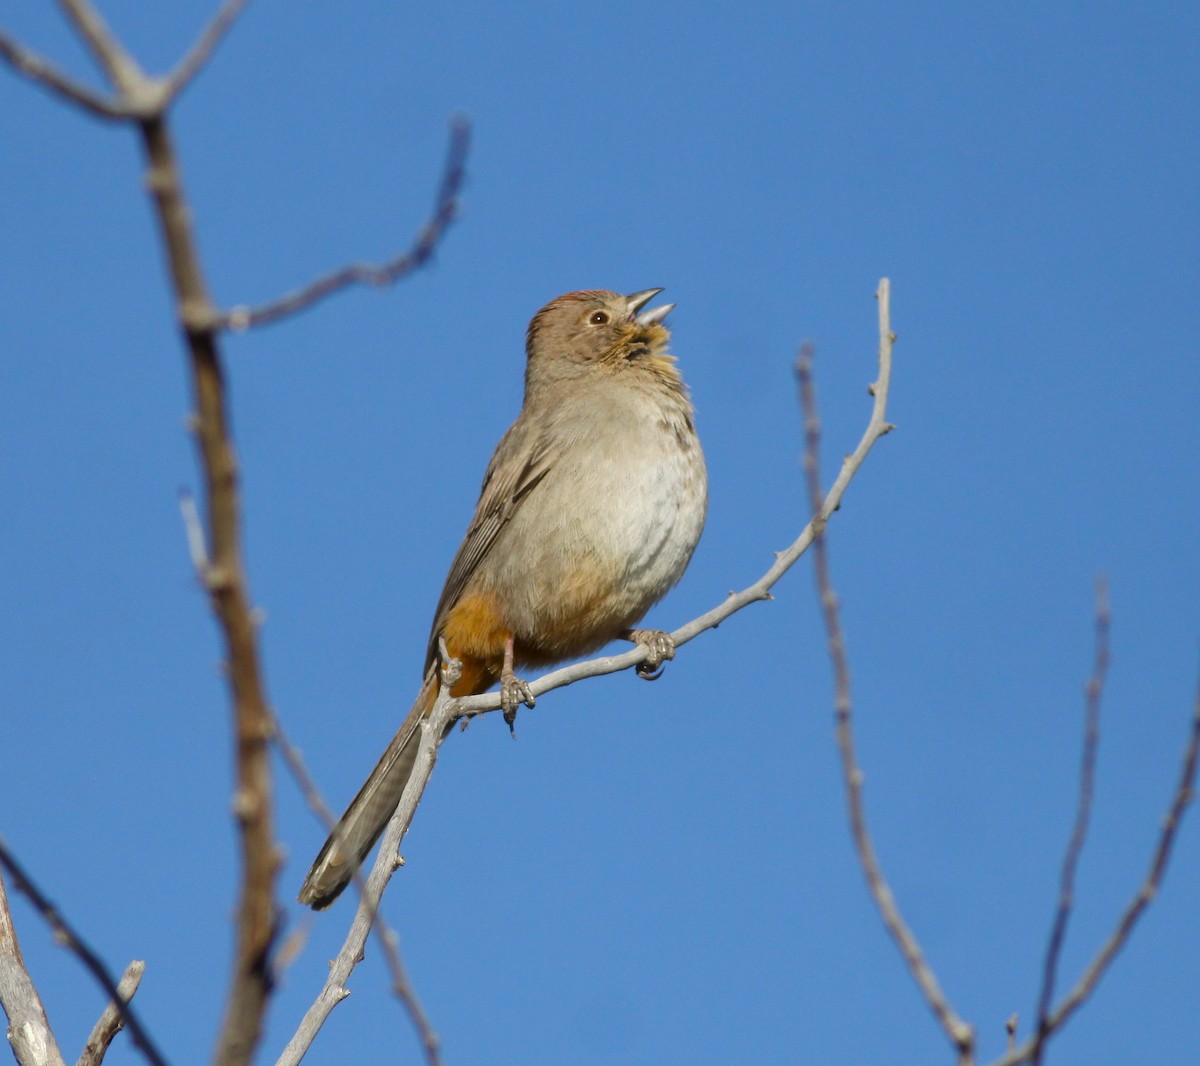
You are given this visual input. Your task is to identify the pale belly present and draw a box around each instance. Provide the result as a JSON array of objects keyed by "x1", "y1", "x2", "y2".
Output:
[{"x1": 485, "y1": 414, "x2": 707, "y2": 663}]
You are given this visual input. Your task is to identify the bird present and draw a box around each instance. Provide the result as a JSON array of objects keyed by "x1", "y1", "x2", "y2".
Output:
[{"x1": 298, "y1": 288, "x2": 707, "y2": 908}]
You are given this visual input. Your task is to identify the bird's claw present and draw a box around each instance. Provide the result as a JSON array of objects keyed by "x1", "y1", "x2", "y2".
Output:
[
  {"x1": 627, "y1": 628, "x2": 676, "y2": 680},
  {"x1": 500, "y1": 674, "x2": 535, "y2": 735}
]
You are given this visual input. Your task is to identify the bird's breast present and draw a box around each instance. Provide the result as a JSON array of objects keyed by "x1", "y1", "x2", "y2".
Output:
[{"x1": 484, "y1": 389, "x2": 707, "y2": 663}]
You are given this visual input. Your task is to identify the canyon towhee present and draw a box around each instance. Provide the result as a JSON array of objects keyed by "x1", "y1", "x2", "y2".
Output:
[{"x1": 299, "y1": 288, "x2": 707, "y2": 908}]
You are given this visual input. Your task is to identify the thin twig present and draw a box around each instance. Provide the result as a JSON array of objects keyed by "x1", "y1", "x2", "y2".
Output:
[
  {"x1": 269, "y1": 711, "x2": 442, "y2": 1064},
  {"x1": 0, "y1": 841, "x2": 168, "y2": 1066},
  {"x1": 77, "y1": 960, "x2": 146, "y2": 1066},
  {"x1": 990, "y1": 668, "x2": 1200, "y2": 1066},
  {"x1": 4, "y1": 0, "x2": 245, "y2": 119},
  {"x1": 0, "y1": 864, "x2": 66, "y2": 1066},
  {"x1": 1030, "y1": 579, "x2": 1110, "y2": 1065},
  {"x1": 796, "y1": 286, "x2": 976, "y2": 1064},
  {"x1": 57, "y1": 0, "x2": 141, "y2": 92},
  {"x1": 0, "y1": 32, "x2": 127, "y2": 119},
  {"x1": 162, "y1": 0, "x2": 250, "y2": 105},
  {"x1": 278, "y1": 681, "x2": 456, "y2": 1066},
  {"x1": 220, "y1": 117, "x2": 470, "y2": 331}
]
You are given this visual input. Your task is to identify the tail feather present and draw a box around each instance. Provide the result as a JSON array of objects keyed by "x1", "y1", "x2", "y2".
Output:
[{"x1": 298, "y1": 671, "x2": 440, "y2": 909}]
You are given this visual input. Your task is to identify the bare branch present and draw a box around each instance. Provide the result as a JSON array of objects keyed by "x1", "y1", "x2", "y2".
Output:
[
  {"x1": 0, "y1": 841, "x2": 167, "y2": 1066},
  {"x1": 0, "y1": 864, "x2": 66, "y2": 1066},
  {"x1": 991, "y1": 667, "x2": 1200, "y2": 1066},
  {"x1": 162, "y1": 0, "x2": 251, "y2": 106},
  {"x1": 77, "y1": 960, "x2": 146, "y2": 1066},
  {"x1": 56, "y1": 0, "x2": 142, "y2": 92},
  {"x1": 220, "y1": 117, "x2": 471, "y2": 331},
  {"x1": 6, "y1": 8, "x2": 279, "y2": 1064},
  {"x1": 135, "y1": 114, "x2": 282, "y2": 1065},
  {"x1": 56, "y1": 0, "x2": 143, "y2": 92},
  {"x1": 268, "y1": 711, "x2": 441, "y2": 1063},
  {"x1": 0, "y1": 32, "x2": 129, "y2": 119},
  {"x1": 796, "y1": 289, "x2": 976, "y2": 1064},
  {"x1": 4, "y1": 0, "x2": 246, "y2": 119},
  {"x1": 278, "y1": 683, "x2": 453, "y2": 1066},
  {"x1": 1030, "y1": 579, "x2": 1110, "y2": 1065}
]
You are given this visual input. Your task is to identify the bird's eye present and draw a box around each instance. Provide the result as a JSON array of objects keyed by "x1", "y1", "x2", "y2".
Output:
[{"x1": 588, "y1": 310, "x2": 611, "y2": 326}]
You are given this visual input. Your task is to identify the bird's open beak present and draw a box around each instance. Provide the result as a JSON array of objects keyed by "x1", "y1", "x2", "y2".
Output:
[{"x1": 626, "y1": 288, "x2": 675, "y2": 326}]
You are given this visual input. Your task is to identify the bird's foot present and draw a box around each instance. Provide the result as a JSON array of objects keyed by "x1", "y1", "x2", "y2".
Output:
[
  {"x1": 500, "y1": 672, "x2": 535, "y2": 735},
  {"x1": 624, "y1": 628, "x2": 676, "y2": 680}
]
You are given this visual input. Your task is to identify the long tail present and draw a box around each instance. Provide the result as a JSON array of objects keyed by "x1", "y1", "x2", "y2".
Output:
[{"x1": 298, "y1": 670, "x2": 440, "y2": 909}]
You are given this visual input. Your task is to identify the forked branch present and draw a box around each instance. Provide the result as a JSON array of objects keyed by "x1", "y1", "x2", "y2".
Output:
[
  {"x1": 0, "y1": 841, "x2": 166, "y2": 1066},
  {"x1": 990, "y1": 669, "x2": 1200, "y2": 1066},
  {"x1": 797, "y1": 305, "x2": 976, "y2": 1063},
  {"x1": 1030, "y1": 579, "x2": 1110, "y2": 1065}
]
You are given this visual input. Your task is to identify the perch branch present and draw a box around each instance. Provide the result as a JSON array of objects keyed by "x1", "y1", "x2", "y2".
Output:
[
  {"x1": 277, "y1": 676, "x2": 456, "y2": 1066},
  {"x1": 268, "y1": 711, "x2": 441, "y2": 1065}
]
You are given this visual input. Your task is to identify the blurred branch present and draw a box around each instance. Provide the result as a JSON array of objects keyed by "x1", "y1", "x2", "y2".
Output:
[
  {"x1": 78, "y1": 960, "x2": 146, "y2": 1066},
  {"x1": 797, "y1": 294, "x2": 977, "y2": 1063},
  {"x1": 3, "y1": 7, "x2": 469, "y2": 1063},
  {"x1": 57, "y1": 0, "x2": 140, "y2": 92},
  {"x1": 991, "y1": 667, "x2": 1200, "y2": 1066},
  {"x1": 0, "y1": 841, "x2": 166, "y2": 1066},
  {"x1": 162, "y1": 0, "x2": 249, "y2": 105},
  {"x1": 141, "y1": 104, "x2": 281, "y2": 1066},
  {"x1": 5, "y1": 8, "x2": 282, "y2": 1064},
  {"x1": 1030, "y1": 579, "x2": 1111, "y2": 1065},
  {"x1": 219, "y1": 117, "x2": 471, "y2": 332},
  {"x1": 0, "y1": 32, "x2": 126, "y2": 119},
  {"x1": 269, "y1": 711, "x2": 441, "y2": 1065},
  {"x1": 3, "y1": 0, "x2": 244, "y2": 118},
  {"x1": 0, "y1": 864, "x2": 65, "y2": 1066}
]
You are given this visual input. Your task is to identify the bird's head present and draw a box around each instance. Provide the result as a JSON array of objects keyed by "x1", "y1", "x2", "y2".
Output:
[{"x1": 525, "y1": 289, "x2": 677, "y2": 386}]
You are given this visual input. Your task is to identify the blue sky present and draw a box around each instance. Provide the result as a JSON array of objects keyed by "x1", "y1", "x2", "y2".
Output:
[{"x1": 2, "y1": 2, "x2": 1198, "y2": 1064}]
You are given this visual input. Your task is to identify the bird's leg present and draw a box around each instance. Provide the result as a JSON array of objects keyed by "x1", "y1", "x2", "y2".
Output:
[
  {"x1": 622, "y1": 628, "x2": 676, "y2": 681},
  {"x1": 500, "y1": 634, "x2": 535, "y2": 734}
]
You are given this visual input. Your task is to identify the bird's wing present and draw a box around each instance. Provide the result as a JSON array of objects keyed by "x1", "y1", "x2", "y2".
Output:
[{"x1": 424, "y1": 416, "x2": 554, "y2": 668}]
